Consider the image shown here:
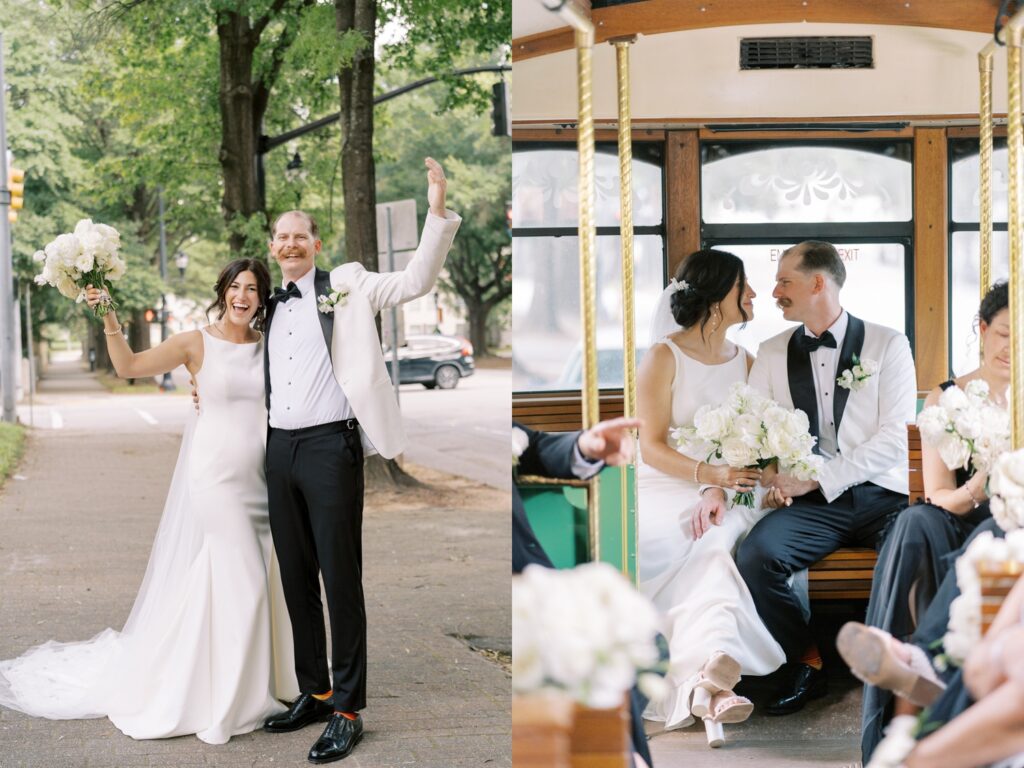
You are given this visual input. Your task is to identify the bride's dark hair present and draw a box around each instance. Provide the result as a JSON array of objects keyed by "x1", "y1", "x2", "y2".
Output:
[
  {"x1": 670, "y1": 249, "x2": 749, "y2": 338},
  {"x1": 206, "y1": 258, "x2": 272, "y2": 331}
]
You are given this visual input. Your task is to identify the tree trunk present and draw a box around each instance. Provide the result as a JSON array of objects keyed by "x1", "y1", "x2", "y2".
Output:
[
  {"x1": 337, "y1": 0, "x2": 418, "y2": 490},
  {"x1": 93, "y1": 324, "x2": 112, "y2": 372},
  {"x1": 336, "y1": 0, "x2": 378, "y2": 271},
  {"x1": 468, "y1": 301, "x2": 491, "y2": 357},
  {"x1": 217, "y1": 10, "x2": 264, "y2": 253}
]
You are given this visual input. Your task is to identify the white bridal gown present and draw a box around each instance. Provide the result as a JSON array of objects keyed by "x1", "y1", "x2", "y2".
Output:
[
  {"x1": 638, "y1": 338, "x2": 786, "y2": 730},
  {"x1": 0, "y1": 328, "x2": 298, "y2": 744}
]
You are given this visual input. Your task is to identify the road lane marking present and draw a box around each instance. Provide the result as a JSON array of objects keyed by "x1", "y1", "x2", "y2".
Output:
[
  {"x1": 135, "y1": 409, "x2": 158, "y2": 425},
  {"x1": 51, "y1": 410, "x2": 63, "y2": 429}
]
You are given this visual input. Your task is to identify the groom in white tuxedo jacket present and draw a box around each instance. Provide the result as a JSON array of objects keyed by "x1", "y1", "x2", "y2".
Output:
[
  {"x1": 737, "y1": 241, "x2": 916, "y2": 716},
  {"x1": 260, "y1": 158, "x2": 460, "y2": 763}
]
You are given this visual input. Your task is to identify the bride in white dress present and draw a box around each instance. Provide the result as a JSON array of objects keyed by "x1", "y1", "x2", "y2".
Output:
[
  {"x1": 637, "y1": 249, "x2": 786, "y2": 746},
  {"x1": 0, "y1": 259, "x2": 297, "y2": 744}
]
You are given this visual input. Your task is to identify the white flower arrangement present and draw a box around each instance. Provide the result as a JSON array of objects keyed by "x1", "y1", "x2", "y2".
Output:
[
  {"x1": 512, "y1": 562, "x2": 665, "y2": 709},
  {"x1": 512, "y1": 426, "x2": 529, "y2": 466},
  {"x1": 669, "y1": 277, "x2": 690, "y2": 293},
  {"x1": 836, "y1": 354, "x2": 879, "y2": 391},
  {"x1": 866, "y1": 714, "x2": 919, "y2": 768},
  {"x1": 990, "y1": 448, "x2": 1024, "y2": 532},
  {"x1": 916, "y1": 380, "x2": 1010, "y2": 476},
  {"x1": 33, "y1": 219, "x2": 125, "y2": 317},
  {"x1": 941, "y1": 529, "x2": 1024, "y2": 667},
  {"x1": 672, "y1": 382, "x2": 824, "y2": 508},
  {"x1": 317, "y1": 287, "x2": 349, "y2": 314}
]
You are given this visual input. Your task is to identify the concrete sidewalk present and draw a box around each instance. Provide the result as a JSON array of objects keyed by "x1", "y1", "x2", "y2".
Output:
[{"x1": 0, "y1": 418, "x2": 510, "y2": 766}]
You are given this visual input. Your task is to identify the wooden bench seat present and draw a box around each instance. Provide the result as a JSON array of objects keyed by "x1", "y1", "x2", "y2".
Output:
[{"x1": 513, "y1": 391, "x2": 925, "y2": 601}]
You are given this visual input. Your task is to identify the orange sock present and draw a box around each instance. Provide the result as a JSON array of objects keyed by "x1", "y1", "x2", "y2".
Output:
[
  {"x1": 800, "y1": 645, "x2": 823, "y2": 670},
  {"x1": 312, "y1": 690, "x2": 332, "y2": 701},
  {"x1": 334, "y1": 711, "x2": 358, "y2": 720}
]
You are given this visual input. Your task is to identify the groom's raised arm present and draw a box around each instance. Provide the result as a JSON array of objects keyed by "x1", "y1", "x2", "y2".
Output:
[
  {"x1": 332, "y1": 157, "x2": 461, "y2": 314},
  {"x1": 338, "y1": 209, "x2": 461, "y2": 314},
  {"x1": 816, "y1": 333, "x2": 916, "y2": 502}
]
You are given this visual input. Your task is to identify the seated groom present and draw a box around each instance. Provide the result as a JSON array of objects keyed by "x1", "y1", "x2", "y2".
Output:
[{"x1": 736, "y1": 240, "x2": 916, "y2": 715}]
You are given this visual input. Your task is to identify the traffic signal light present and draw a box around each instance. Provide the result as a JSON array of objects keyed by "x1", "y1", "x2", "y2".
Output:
[
  {"x1": 7, "y1": 166, "x2": 24, "y2": 223},
  {"x1": 144, "y1": 308, "x2": 158, "y2": 323},
  {"x1": 491, "y1": 81, "x2": 510, "y2": 137},
  {"x1": 506, "y1": 200, "x2": 512, "y2": 236}
]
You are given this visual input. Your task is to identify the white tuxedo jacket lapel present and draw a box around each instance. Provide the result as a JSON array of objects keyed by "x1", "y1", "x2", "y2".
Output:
[
  {"x1": 324, "y1": 210, "x2": 461, "y2": 459},
  {"x1": 748, "y1": 315, "x2": 917, "y2": 503}
]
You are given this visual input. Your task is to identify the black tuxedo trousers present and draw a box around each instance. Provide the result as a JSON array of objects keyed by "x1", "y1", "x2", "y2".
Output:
[
  {"x1": 266, "y1": 421, "x2": 366, "y2": 711},
  {"x1": 736, "y1": 483, "x2": 904, "y2": 660}
]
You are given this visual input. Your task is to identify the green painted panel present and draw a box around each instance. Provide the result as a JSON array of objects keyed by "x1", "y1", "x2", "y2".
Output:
[{"x1": 519, "y1": 464, "x2": 638, "y2": 584}]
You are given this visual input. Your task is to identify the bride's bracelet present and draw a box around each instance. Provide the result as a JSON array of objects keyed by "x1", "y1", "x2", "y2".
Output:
[
  {"x1": 964, "y1": 480, "x2": 982, "y2": 509},
  {"x1": 693, "y1": 460, "x2": 703, "y2": 484},
  {"x1": 103, "y1": 324, "x2": 123, "y2": 336}
]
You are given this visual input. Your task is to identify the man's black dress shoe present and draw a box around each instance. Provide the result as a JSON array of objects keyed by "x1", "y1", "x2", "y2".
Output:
[
  {"x1": 765, "y1": 663, "x2": 828, "y2": 715},
  {"x1": 308, "y1": 713, "x2": 363, "y2": 764},
  {"x1": 264, "y1": 693, "x2": 334, "y2": 733}
]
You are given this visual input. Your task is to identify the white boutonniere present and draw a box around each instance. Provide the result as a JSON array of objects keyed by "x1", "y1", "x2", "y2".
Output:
[
  {"x1": 512, "y1": 426, "x2": 529, "y2": 466},
  {"x1": 317, "y1": 288, "x2": 349, "y2": 314},
  {"x1": 837, "y1": 355, "x2": 878, "y2": 391}
]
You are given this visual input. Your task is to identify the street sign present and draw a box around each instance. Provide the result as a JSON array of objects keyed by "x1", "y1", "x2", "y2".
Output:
[{"x1": 375, "y1": 199, "x2": 418, "y2": 253}]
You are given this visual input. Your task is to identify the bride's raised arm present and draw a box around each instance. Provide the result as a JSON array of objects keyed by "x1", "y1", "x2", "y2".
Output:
[{"x1": 85, "y1": 285, "x2": 200, "y2": 380}]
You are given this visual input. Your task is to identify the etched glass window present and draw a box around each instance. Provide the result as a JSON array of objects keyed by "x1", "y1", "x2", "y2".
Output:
[
  {"x1": 949, "y1": 138, "x2": 1009, "y2": 376},
  {"x1": 702, "y1": 143, "x2": 913, "y2": 223},
  {"x1": 513, "y1": 145, "x2": 664, "y2": 229}
]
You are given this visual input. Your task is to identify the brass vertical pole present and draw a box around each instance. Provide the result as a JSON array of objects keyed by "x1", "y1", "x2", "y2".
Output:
[
  {"x1": 979, "y1": 43, "x2": 996, "y2": 307},
  {"x1": 612, "y1": 35, "x2": 638, "y2": 581},
  {"x1": 575, "y1": 25, "x2": 601, "y2": 560},
  {"x1": 1007, "y1": 23, "x2": 1024, "y2": 447}
]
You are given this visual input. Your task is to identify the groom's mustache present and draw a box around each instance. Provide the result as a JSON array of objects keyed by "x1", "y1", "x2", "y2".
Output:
[{"x1": 776, "y1": 299, "x2": 792, "y2": 309}]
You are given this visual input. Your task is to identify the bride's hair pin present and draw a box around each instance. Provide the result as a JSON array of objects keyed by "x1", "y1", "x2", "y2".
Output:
[{"x1": 670, "y1": 277, "x2": 692, "y2": 294}]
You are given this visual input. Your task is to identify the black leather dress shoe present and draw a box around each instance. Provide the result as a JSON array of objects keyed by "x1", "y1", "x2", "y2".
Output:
[
  {"x1": 765, "y1": 663, "x2": 828, "y2": 715},
  {"x1": 308, "y1": 714, "x2": 363, "y2": 764},
  {"x1": 264, "y1": 693, "x2": 334, "y2": 733}
]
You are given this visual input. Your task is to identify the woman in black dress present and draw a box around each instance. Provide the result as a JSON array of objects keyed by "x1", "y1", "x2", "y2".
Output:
[{"x1": 853, "y1": 281, "x2": 1010, "y2": 763}]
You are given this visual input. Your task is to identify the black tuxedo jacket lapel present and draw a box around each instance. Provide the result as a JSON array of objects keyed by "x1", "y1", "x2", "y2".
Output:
[
  {"x1": 787, "y1": 327, "x2": 821, "y2": 452},
  {"x1": 263, "y1": 294, "x2": 278, "y2": 412},
  {"x1": 833, "y1": 313, "x2": 866, "y2": 438},
  {"x1": 314, "y1": 268, "x2": 334, "y2": 361}
]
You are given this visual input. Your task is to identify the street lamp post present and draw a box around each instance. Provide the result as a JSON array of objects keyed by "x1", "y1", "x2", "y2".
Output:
[{"x1": 157, "y1": 188, "x2": 174, "y2": 391}]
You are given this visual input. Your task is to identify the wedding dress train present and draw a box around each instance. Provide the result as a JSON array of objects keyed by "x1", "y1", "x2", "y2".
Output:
[{"x1": 0, "y1": 328, "x2": 297, "y2": 744}]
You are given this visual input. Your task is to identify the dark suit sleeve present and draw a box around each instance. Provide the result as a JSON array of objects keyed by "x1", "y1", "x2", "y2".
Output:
[{"x1": 516, "y1": 423, "x2": 582, "y2": 479}]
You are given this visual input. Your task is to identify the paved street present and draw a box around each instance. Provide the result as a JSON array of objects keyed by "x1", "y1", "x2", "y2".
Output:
[
  {"x1": 20, "y1": 359, "x2": 510, "y2": 492},
  {"x1": 1, "y1": 360, "x2": 511, "y2": 768}
]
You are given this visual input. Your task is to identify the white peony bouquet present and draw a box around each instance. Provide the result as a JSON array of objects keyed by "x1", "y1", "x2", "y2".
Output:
[
  {"x1": 512, "y1": 562, "x2": 667, "y2": 709},
  {"x1": 33, "y1": 219, "x2": 126, "y2": 317},
  {"x1": 672, "y1": 382, "x2": 824, "y2": 508},
  {"x1": 916, "y1": 380, "x2": 1010, "y2": 476},
  {"x1": 941, "y1": 529, "x2": 1024, "y2": 667},
  {"x1": 989, "y1": 448, "x2": 1024, "y2": 532}
]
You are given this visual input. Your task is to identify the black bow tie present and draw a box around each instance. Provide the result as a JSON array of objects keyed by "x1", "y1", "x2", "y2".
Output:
[
  {"x1": 798, "y1": 330, "x2": 837, "y2": 353},
  {"x1": 272, "y1": 282, "x2": 302, "y2": 303}
]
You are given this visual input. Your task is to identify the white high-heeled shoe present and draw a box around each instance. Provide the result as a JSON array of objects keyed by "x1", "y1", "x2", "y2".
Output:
[
  {"x1": 689, "y1": 651, "x2": 742, "y2": 718},
  {"x1": 701, "y1": 690, "x2": 754, "y2": 748}
]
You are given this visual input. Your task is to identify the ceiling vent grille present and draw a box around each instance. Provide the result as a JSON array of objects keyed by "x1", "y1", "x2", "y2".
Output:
[{"x1": 740, "y1": 36, "x2": 873, "y2": 70}]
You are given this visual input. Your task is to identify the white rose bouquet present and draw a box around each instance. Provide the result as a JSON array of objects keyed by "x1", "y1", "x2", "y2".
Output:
[
  {"x1": 916, "y1": 380, "x2": 1009, "y2": 476},
  {"x1": 941, "y1": 528, "x2": 1024, "y2": 667},
  {"x1": 990, "y1": 448, "x2": 1024, "y2": 532},
  {"x1": 512, "y1": 562, "x2": 667, "y2": 709},
  {"x1": 32, "y1": 219, "x2": 126, "y2": 317},
  {"x1": 672, "y1": 382, "x2": 824, "y2": 508}
]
